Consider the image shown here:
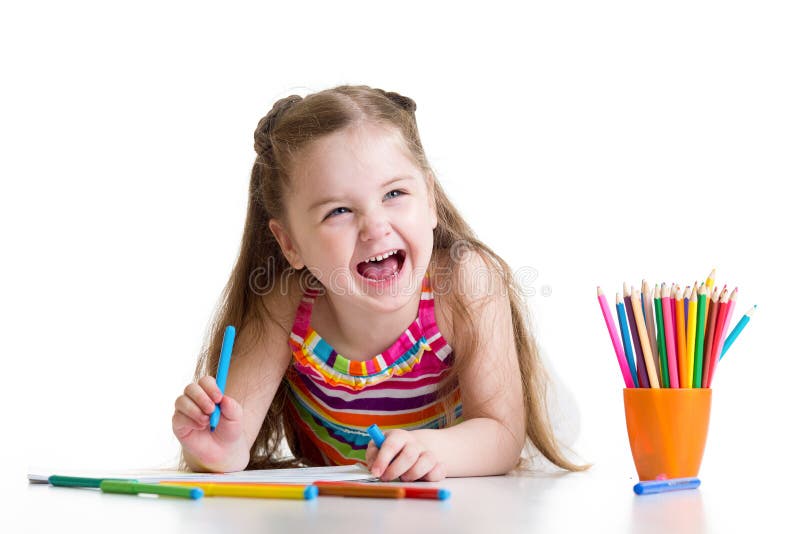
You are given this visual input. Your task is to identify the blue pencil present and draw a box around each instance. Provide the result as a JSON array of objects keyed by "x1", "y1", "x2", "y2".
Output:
[
  {"x1": 720, "y1": 305, "x2": 756, "y2": 359},
  {"x1": 616, "y1": 294, "x2": 639, "y2": 387},
  {"x1": 210, "y1": 325, "x2": 236, "y2": 432}
]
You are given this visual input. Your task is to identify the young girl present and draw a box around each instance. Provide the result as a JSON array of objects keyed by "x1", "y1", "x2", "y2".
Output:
[{"x1": 172, "y1": 85, "x2": 585, "y2": 481}]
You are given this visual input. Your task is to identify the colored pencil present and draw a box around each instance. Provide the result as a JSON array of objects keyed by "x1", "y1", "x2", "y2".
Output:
[
  {"x1": 703, "y1": 269, "x2": 715, "y2": 332},
  {"x1": 661, "y1": 284, "x2": 679, "y2": 388},
  {"x1": 706, "y1": 289, "x2": 730, "y2": 387},
  {"x1": 693, "y1": 285, "x2": 708, "y2": 388},
  {"x1": 701, "y1": 288, "x2": 720, "y2": 388},
  {"x1": 631, "y1": 288, "x2": 660, "y2": 388},
  {"x1": 616, "y1": 293, "x2": 639, "y2": 387},
  {"x1": 624, "y1": 284, "x2": 649, "y2": 388},
  {"x1": 675, "y1": 286, "x2": 688, "y2": 388},
  {"x1": 686, "y1": 285, "x2": 698, "y2": 387},
  {"x1": 654, "y1": 284, "x2": 669, "y2": 388},
  {"x1": 720, "y1": 305, "x2": 756, "y2": 359},
  {"x1": 718, "y1": 287, "x2": 738, "y2": 353},
  {"x1": 597, "y1": 287, "x2": 635, "y2": 388},
  {"x1": 313, "y1": 481, "x2": 405, "y2": 499},
  {"x1": 642, "y1": 281, "x2": 660, "y2": 383}
]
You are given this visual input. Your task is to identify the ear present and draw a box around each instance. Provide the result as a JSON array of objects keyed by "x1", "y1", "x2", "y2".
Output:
[{"x1": 268, "y1": 218, "x2": 305, "y2": 270}]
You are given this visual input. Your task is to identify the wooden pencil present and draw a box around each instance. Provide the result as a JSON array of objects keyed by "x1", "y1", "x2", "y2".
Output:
[
  {"x1": 706, "y1": 289, "x2": 730, "y2": 387},
  {"x1": 616, "y1": 292, "x2": 639, "y2": 387},
  {"x1": 624, "y1": 283, "x2": 649, "y2": 388},
  {"x1": 631, "y1": 288, "x2": 660, "y2": 388},
  {"x1": 675, "y1": 285, "x2": 688, "y2": 388},
  {"x1": 701, "y1": 287, "x2": 720, "y2": 388},
  {"x1": 642, "y1": 281, "x2": 660, "y2": 384},
  {"x1": 654, "y1": 283, "x2": 669, "y2": 388},
  {"x1": 597, "y1": 287, "x2": 635, "y2": 388},
  {"x1": 686, "y1": 285, "x2": 698, "y2": 388},
  {"x1": 693, "y1": 285, "x2": 708, "y2": 388},
  {"x1": 661, "y1": 283, "x2": 679, "y2": 388}
]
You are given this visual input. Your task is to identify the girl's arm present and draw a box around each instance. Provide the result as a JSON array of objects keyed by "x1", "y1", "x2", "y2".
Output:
[
  {"x1": 178, "y1": 288, "x2": 298, "y2": 473},
  {"x1": 367, "y1": 251, "x2": 526, "y2": 479},
  {"x1": 419, "y1": 250, "x2": 527, "y2": 476}
]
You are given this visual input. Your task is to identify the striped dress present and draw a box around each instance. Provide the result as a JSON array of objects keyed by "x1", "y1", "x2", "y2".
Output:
[{"x1": 286, "y1": 270, "x2": 462, "y2": 466}]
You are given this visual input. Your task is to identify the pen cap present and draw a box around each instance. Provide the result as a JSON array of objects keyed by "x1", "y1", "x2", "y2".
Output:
[{"x1": 623, "y1": 388, "x2": 711, "y2": 481}]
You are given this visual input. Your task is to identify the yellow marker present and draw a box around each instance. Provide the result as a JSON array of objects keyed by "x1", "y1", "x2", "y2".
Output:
[{"x1": 160, "y1": 482, "x2": 317, "y2": 500}]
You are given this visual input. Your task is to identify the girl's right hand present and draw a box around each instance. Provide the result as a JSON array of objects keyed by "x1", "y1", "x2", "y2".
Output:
[{"x1": 172, "y1": 375, "x2": 245, "y2": 471}]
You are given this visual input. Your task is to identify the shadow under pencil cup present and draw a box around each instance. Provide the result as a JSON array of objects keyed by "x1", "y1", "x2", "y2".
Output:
[{"x1": 623, "y1": 388, "x2": 711, "y2": 481}]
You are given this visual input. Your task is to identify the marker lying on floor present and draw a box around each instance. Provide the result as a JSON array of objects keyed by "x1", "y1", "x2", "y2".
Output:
[{"x1": 633, "y1": 477, "x2": 701, "y2": 495}]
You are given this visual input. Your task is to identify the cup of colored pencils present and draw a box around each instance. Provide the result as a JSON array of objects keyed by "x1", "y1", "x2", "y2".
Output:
[{"x1": 596, "y1": 269, "x2": 756, "y2": 480}]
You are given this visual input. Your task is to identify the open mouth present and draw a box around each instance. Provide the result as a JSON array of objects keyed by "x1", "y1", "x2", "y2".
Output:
[{"x1": 356, "y1": 249, "x2": 407, "y2": 282}]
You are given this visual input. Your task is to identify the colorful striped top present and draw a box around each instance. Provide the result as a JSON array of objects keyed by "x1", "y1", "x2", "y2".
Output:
[{"x1": 286, "y1": 270, "x2": 462, "y2": 466}]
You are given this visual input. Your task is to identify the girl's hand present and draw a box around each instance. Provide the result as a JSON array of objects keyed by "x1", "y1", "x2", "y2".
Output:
[
  {"x1": 365, "y1": 429, "x2": 446, "y2": 482},
  {"x1": 172, "y1": 375, "x2": 245, "y2": 470}
]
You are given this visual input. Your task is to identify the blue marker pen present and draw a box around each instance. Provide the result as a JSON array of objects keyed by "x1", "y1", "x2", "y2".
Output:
[
  {"x1": 367, "y1": 424, "x2": 385, "y2": 448},
  {"x1": 633, "y1": 477, "x2": 701, "y2": 495},
  {"x1": 209, "y1": 325, "x2": 236, "y2": 432}
]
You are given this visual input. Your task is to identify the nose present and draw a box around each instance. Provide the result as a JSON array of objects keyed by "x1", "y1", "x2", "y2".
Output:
[{"x1": 358, "y1": 210, "x2": 391, "y2": 242}]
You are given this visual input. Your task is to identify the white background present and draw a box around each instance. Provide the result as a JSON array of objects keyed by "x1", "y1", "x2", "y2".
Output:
[{"x1": 3, "y1": 0, "x2": 798, "y2": 500}]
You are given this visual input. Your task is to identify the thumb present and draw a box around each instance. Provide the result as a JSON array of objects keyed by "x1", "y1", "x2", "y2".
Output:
[{"x1": 218, "y1": 395, "x2": 243, "y2": 425}]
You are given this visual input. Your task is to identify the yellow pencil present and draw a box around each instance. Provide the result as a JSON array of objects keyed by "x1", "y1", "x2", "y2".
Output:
[
  {"x1": 686, "y1": 285, "x2": 698, "y2": 388},
  {"x1": 631, "y1": 288, "x2": 660, "y2": 388},
  {"x1": 703, "y1": 269, "x2": 715, "y2": 328},
  {"x1": 674, "y1": 284, "x2": 687, "y2": 388},
  {"x1": 159, "y1": 482, "x2": 317, "y2": 500}
]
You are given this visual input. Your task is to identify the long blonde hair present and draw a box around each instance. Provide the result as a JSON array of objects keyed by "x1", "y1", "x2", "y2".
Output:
[{"x1": 189, "y1": 85, "x2": 587, "y2": 472}]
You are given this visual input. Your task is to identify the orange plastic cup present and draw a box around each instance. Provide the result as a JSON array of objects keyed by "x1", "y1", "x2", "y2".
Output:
[{"x1": 623, "y1": 388, "x2": 712, "y2": 481}]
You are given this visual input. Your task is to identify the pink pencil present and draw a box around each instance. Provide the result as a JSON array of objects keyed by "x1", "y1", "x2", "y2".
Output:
[
  {"x1": 661, "y1": 283, "x2": 679, "y2": 388},
  {"x1": 597, "y1": 287, "x2": 635, "y2": 388},
  {"x1": 707, "y1": 288, "x2": 732, "y2": 387}
]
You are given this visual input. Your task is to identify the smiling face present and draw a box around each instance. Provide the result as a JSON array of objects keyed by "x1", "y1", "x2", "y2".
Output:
[{"x1": 268, "y1": 121, "x2": 437, "y2": 306}]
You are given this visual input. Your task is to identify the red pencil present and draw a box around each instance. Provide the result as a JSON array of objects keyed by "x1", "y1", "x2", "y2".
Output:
[
  {"x1": 701, "y1": 287, "x2": 720, "y2": 388},
  {"x1": 706, "y1": 289, "x2": 731, "y2": 387}
]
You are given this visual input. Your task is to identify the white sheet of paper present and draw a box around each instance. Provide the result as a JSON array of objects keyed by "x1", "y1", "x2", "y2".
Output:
[{"x1": 29, "y1": 464, "x2": 377, "y2": 484}]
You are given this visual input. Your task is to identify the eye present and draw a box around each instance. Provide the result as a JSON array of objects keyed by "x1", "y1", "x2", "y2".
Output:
[
  {"x1": 324, "y1": 206, "x2": 350, "y2": 220},
  {"x1": 385, "y1": 189, "x2": 406, "y2": 200}
]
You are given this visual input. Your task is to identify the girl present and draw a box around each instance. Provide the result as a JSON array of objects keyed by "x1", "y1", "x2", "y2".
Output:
[{"x1": 172, "y1": 85, "x2": 586, "y2": 481}]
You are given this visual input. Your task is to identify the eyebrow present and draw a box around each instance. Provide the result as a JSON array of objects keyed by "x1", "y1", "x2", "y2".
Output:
[{"x1": 306, "y1": 176, "x2": 414, "y2": 212}]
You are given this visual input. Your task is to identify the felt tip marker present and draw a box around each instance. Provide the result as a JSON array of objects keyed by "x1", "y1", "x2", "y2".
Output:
[
  {"x1": 209, "y1": 325, "x2": 236, "y2": 432},
  {"x1": 633, "y1": 477, "x2": 701, "y2": 495},
  {"x1": 367, "y1": 424, "x2": 385, "y2": 448}
]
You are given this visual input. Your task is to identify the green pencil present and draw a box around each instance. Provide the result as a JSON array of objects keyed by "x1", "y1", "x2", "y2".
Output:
[
  {"x1": 693, "y1": 285, "x2": 708, "y2": 388},
  {"x1": 100, "y1": 480, "x2": 204, "y2": 500},
  {"x1": 654, "y1": 284, "x2": 669, "y2": 388}
]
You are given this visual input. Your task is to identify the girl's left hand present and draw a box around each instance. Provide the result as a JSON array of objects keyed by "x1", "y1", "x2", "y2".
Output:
[{"x1": 365, "y1": 429, "x2": 446, "y2": 482}]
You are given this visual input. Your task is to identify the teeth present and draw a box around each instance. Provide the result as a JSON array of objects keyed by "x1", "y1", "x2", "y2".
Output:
[{"x1": 366, "y1": 249, "x2": 398, "y2": 263}]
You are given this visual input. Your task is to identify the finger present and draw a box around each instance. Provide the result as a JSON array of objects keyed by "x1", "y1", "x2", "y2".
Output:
[
  {"x1": 184, "y1": 383, "x2": 216, "y2": 415},
  {"x1": 172, "y1": 411, "x2": 205, "y2": 440},
  {"x1": 399, "y1": 451, "x2": 437, "y2": 482},
  {"x1": 364, "y1": 442, "x2": 378, "y2": 468},
  {"x1": 381, "y1": 442, "x2": 421, "y2": 482},
  {"x1": 198, "y1": 376, "x2": 223, "y2": 403},
  {"x1": 370, "y1": 432, "x2": 406, "y2": 477},
  {"x1": 174, "y1": 395, "x2": 210, "y2": 427},
  {"x1": 422, "y1": 462, "x2": 446, "y2": 482}
]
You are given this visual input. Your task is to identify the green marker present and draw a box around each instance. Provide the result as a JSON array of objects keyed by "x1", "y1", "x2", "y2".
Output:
[
  {"x1": 49, "y1": 475, "x2": 137, "y2": 488},
  {"x1": 100, "y1": 480, "x2": 203, "y2": 500}
]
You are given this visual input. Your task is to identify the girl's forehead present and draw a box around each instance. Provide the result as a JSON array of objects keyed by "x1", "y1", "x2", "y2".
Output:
[{"x1": 291, "y1": 123, "x2": 421, "y2": 192}]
